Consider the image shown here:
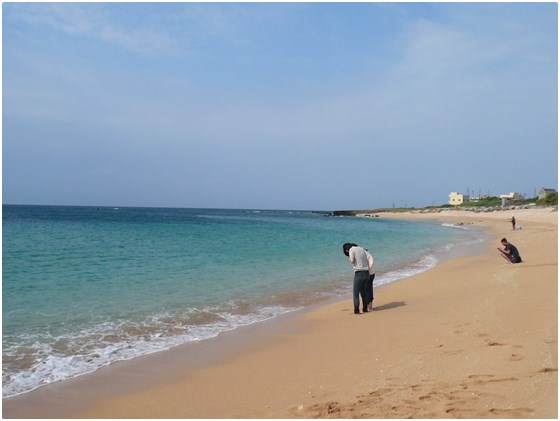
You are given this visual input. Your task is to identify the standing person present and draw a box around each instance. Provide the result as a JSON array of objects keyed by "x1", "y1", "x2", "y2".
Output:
[
  {"x1": 343, "y1": 243, "x2": 370, "y2": 314},
  {"x1": 365, "y1": 249, "x2": 376, "y2": 311},
  {"x1": 509, "y1": 216, "x2": 516, "y2": 230},
  {"x1": 498, "y1": 238, "x2": 522, "y2": 263}
]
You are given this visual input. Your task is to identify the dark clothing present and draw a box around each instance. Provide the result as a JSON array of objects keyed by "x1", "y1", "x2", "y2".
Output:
[
  {"x1": 353, "y1": 270, "x2": 370, "y2": 312},
  {"x1": 505, "y1": 243, "x2": 522, "y2": 263},
  {"x1": 366, "y1": 273, "x2": 375, "y2": 305}
]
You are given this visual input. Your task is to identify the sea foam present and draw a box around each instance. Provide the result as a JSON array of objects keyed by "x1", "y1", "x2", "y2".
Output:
[{"x1": 3, "y1": 205, "x2": 483, "y2": 398}]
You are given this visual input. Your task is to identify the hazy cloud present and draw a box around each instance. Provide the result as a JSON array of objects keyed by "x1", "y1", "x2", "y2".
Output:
[{"x1": 3, "y1": 3, "x2": 557, "y2": 209}]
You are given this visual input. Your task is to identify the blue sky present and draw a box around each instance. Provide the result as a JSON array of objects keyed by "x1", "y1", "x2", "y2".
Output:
[{"x1": 3, "y1": 2, "x2": 558, "y2": 210}]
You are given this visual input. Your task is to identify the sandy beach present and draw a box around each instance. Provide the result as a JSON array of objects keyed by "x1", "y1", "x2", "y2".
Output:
[{"x1": 3, "y1": 208, "x2": 557, "y2": 419}]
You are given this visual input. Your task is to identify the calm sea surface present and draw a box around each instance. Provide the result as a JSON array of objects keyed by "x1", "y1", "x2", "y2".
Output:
[{"x1": 2, "y1": 205, "x2": 484, "y2": 397}]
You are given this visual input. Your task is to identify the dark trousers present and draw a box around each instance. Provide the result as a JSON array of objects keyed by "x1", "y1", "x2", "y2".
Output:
[
  {"x1": 353, "y1": 270, "x2": 370, "y2": 311},
  {"x1": 509, "y1": 255, "x2": 522, "y2": 263},
  {"x1": 366, "y1": 273, "x2": 375, "y2": 304}
]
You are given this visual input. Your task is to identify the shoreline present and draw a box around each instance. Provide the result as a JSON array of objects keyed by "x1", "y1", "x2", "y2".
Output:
[
  {"x1": 1, "y1": 228, "x2": 481, "y2": 416},
  {"x1": 3, "y1": 215, "x2": 483, "y2": 399},
  {"x1": 3, "y1": 208, "x2": 557, "y2": 418}
]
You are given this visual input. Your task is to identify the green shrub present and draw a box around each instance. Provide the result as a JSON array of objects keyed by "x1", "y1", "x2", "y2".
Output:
[
  {"x1": 537, "y1": 192, "x2": 558, "y2": 206},
  {"x1": 461, "y1": 196, "x2": 502, "y2": 207}
]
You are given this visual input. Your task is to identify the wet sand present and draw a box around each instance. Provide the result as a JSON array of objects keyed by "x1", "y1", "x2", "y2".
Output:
[{"x1": 3, "y1": 208, "x2": 557, "y2": 418}]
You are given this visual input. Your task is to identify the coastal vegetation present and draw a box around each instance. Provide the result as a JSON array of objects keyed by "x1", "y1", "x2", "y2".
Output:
[
  {"x1": 331, "y1": 194, "x2": 557, "y2": 216},
  {"x1": 538, "y1": 191, "x2": 558, "y2": 206}
]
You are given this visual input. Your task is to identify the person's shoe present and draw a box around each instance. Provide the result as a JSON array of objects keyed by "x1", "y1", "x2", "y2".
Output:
[
  {"x1": 362, "y1": 308, "x2": 368, "y2": 313},
  {"x1": 354, "y1": 307, "x2": 360, "y2": 315}
]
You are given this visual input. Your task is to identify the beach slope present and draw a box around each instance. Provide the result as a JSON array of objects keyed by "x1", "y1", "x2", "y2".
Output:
[{"x1": 3, "y1": 209, "x2": 557, "y2": 418}]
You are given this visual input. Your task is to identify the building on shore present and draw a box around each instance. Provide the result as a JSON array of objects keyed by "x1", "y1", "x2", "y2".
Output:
[
  {"x1": 449, "y1": 192, "x2": 470, "y2": 206},
  {"x1": 500, "y1": 192, "x2": 525, "y2": 207},
  {"x1": 539, "y1": 188, "x2": 557, "y2": 200},
  {"x1": 469, "y1": 194, "x2": 489, "y2": 203}
]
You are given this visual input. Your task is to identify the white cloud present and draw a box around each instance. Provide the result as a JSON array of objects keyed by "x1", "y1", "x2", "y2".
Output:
[
  {"x1": 6, "y1": 3, "x2": 299, "y2": 57},
  {"x1": 9, "y1": 3, "x2": 181, "y2": 56}
]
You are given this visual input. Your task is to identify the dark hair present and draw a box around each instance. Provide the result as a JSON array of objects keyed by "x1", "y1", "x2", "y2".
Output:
[
  {"x1": 343, "y1": 243, "x2": 358, "y2": 256},
  {"x1": 501, "y1": 238, "x2": 508, "y2": 243}
]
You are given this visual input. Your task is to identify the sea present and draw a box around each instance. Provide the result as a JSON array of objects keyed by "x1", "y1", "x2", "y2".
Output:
[{"x1": 2, "y1": 205, "x2": 485, "y2": 398}]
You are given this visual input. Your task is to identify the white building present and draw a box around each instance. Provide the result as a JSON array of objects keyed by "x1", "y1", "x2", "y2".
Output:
[
  {"x1": 449, "y1": 192, "x2": 469, "y2": 206},
  {"x1": 500, "y1": 192, "x2": 524, "y2": 207},
  {"x1": 500, "y1": 192, "x2": 524, "y2": 201}
]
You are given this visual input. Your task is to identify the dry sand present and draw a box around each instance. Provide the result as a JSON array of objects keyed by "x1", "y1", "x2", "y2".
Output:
[{"x1": 3, "y1": 208, "x2": 557, "y2": 419}]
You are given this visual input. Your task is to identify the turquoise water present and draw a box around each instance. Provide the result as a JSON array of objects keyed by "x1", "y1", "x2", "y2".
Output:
[{"x1": 2, "y1": 205, "x2": 483, "y2": 397}]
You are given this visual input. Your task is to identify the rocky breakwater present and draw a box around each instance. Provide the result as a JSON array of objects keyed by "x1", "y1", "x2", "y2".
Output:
[{"x1": 329, "y1": 209, "x2": 383, "y2": 217}]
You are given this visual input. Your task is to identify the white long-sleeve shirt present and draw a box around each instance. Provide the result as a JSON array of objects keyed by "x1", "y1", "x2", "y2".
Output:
[{"x1": 348, "y1": 246, "x2": 369, "y2": 272}]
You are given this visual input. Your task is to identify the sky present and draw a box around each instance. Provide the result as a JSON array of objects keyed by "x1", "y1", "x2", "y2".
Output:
[{"x1": 2, "y1": 2, "x2": 558, "y2": 210}]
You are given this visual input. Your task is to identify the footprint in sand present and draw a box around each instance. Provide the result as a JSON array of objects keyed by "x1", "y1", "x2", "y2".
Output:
[
  {"x1": 488, "y1": 407, "x2": 535, "y2": 417},
  {"x1": 510, "y1": 353, "x2": 524, "y2": 361},
  {"x1": 487, "y1": 340, "x2": 506, "y2": 346},
  {"x1": 463, "y1": 374, "x2": 518, "y2": 386},
  {"x1": 446, "y1": 407, "x2": 476, "y2": 417},
  {"x1": 467, "y1": 374, "x2": 494, "y2": 380}
]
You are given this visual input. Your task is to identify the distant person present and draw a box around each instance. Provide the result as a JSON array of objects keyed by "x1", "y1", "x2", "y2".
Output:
[
  {"x1": 498, "y1": 238, "x2": 522, "y2": 263},
  {"x1": 509, "y1": 216, "x2": 516, "y2": 230},
  {"x1": 343, "y1": 243, "x2": 371, "y2": 314}
]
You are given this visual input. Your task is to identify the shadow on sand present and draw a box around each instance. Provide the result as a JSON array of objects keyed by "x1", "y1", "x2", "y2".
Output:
[{"x1": 372, "y1": 301, "x2": 406, "y2": 312}]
